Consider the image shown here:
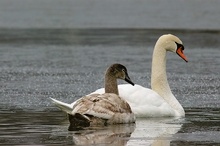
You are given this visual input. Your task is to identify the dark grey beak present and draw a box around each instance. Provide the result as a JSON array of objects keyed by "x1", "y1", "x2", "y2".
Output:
[{"x1": 125, "y1": 74, "x2": 135, "y2": 86}]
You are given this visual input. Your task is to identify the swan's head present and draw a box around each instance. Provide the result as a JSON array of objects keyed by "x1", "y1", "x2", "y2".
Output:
[
  {"x1": 158, "y1": 34, "x2": 188, "y2": 62},
  {"x1": 107, "y1": 64, "x2": 135, "y2": 86}
]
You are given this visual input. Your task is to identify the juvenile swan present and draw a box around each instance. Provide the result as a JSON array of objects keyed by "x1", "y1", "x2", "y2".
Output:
[
  {"x1": 50, "y1": 64, "x2": 135, "y2": 130},
  {"x1": 93, "y1": 34, "x2": 188, "y2": 117}
]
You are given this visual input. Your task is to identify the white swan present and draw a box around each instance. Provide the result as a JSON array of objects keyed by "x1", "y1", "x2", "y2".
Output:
[
  {"x1": 92, "y1": 34, "x2": 188, "y2": 117},
  {"x1": 50, "y1": 64, "x2": 135, "y2": 130}
]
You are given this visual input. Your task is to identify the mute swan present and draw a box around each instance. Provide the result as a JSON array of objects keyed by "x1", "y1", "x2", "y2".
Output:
[
  {"x1": 50, "y1": 64, "x2": 135, "y2": 130},
  {"x1": 93, "y1": 34, "x2": 188, "y2": 117}
]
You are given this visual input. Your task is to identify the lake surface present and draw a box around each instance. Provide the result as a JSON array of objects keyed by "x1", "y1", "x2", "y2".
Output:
[
  {"x1": 0, "y1": 28, "x2": 219, "y2": 145},
  {"x1": 0, "y1": 0, "x2": 220, "y2": 145}
]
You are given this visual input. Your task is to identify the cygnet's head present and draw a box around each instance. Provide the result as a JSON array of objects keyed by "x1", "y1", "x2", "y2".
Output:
[{"x1": 106, "y1": 64, "x2": 135, "y2": 86}]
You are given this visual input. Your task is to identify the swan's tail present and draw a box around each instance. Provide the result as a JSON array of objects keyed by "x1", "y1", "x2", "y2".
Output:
[
  {"x1": 68, "y1": 113, "x2": 90, "y2": 131},
  {"x1": 49, "y1": 97, "x2": 73, "y2": 114}
]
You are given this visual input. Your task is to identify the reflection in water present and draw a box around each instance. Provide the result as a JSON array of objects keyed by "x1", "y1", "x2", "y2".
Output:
[
  {"x1": 70, "y1": 124, "x2": 135, "y2": 145},
  {"x1": 0, "y1": 108, "x2": 182, "y2": 145},
  {"x1": 1, "y1": 108, "x2": 220, "y2": 145},
  {"x1": 69, "y1": 117, "x2": 182, "y2": 146},
  {"x1": 127, "y1": 118, "x2": 183, "y2": 146}
]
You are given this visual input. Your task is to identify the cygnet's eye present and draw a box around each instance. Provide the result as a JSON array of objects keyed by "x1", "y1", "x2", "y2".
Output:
[{"x1": 122, "y1": 69, "x2": 125, "y2": 73}]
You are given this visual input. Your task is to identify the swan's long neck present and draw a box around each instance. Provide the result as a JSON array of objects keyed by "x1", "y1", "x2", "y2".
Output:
[
  {"x1": 104, "y1": 74, "x2": 119, "y2": 95},
  {"x1": 151, "y1": 43, "x2": 184, "y2": 116},
  {"x1": 151, "y1": 44, "x2": 171, "y2": 97}
]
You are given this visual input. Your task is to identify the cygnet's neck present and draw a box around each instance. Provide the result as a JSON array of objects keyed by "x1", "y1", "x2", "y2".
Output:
[
  {"x1": 151, "y1": 43, "x2": 185, "y2": 116},
  {"x1": 104, "y1": 73, "x2": 119, "y2": 95}
]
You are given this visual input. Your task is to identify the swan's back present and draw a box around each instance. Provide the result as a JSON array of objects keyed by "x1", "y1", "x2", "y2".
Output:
[
  {"x1": 71, "y1": 93, "x2": 135, "y2": 125},
  {"x1": 92, "y1": 84, "x2": 178, "y2": 117}
]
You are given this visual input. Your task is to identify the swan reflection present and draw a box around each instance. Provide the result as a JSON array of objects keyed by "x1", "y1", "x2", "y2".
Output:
[
  {"x1": 70, "y1": 124, "x2": 135, "y2": 145},
  {"x1": 69, "y1": 117, "x2": 183, "y2": 146},
  {"x1": 127, "y1": 118, "x2": 183, "y2": 146}
]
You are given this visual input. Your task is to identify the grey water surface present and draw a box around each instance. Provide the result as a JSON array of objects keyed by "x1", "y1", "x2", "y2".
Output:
[
  {"x1": 0, "y1": 0, "x2": 220, "y2": 145},
  {"x1": 0, "y1": 28, "x2": 219, "y2": 146}
]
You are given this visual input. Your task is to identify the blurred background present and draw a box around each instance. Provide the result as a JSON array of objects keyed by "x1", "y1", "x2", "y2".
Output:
[{"x1": 0, "y1": 0, "x2": 220, "y2": 29}]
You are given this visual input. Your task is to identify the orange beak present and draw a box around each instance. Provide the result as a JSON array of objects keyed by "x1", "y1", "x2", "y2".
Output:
[{"x1": 176, "y1": 47, "x2": 188, "y2": 62}]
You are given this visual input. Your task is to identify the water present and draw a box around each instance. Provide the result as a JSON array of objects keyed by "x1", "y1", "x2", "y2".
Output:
[
  {"x1": 0, "y1": 28, "x2": 219, "y2": 145},
  {"x1": 0, "y1": 0, "x2": 220, "y2": 145}
]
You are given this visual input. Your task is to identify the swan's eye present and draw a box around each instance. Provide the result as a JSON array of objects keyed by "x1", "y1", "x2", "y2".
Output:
[{"x1": 175, "y1": 42, "x2": 184, "y2": 50}]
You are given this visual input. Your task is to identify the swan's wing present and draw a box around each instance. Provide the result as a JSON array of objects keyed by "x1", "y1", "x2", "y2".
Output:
[
  {"x1": 72, "y1": 93, "x2": 131, "y2": 120},
  {"x1": 49, "y1": 97, "x2": 80, "y2": 113},
  {"x1": 119, "y1": 84, "x2": 178, "y2": 117},
  {"x1": 50, "y1": 97, "x2": 73, "y2": 114},
  {"x1": 92, "y1": 84, "x2": 176, "y2": 117}
]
